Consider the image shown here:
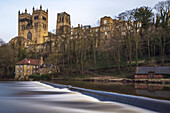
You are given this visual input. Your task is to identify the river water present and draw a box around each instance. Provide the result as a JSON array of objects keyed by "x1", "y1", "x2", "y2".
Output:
[
  {"x1": 0, "y1": 81, "x2": 155, "y2": 113},
  {"x1": 49, "y1": 80, "x2": 170, "y2": 101}
]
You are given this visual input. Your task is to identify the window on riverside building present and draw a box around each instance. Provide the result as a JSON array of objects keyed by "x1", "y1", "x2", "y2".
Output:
[
  {"x1": 27, "y1": 70, "x2": 30, "y2": 73},
  {"x1": 105, "y1": 26, "x2": 107, "y2": 31},
  {"x1": 105, "y1": 31, "x2": 107, "y2": 36}
]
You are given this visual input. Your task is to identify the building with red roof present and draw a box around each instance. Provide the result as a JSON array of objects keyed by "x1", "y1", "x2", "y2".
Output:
[{"x1": 15, "y1": 57, "x2": 43, "y2": 80}]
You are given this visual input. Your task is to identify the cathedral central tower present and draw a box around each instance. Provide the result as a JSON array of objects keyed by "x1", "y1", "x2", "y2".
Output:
[{"x1": 56, "y1": 12, "x2": 71, "y2": 34}]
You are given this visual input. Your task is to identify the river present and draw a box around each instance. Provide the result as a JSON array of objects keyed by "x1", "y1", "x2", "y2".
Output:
[
  {"x1": 0, "y1": 81, "x2": 155, "y2": 113},
  {"x1": 48, "y1": 80, "x2": 170, "y2": 101}
]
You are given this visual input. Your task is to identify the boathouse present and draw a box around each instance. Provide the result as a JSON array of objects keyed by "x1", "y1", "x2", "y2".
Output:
[{"x1": 135, "y1": 67, "x2": 170, "y2": 79}]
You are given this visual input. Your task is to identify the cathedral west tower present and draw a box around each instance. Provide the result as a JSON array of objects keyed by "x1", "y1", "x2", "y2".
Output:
[{"x1": 18, "y1": 5, "x2": 48, "y2": 44}]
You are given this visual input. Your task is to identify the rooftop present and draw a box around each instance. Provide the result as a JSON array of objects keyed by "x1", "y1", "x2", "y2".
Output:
[
  {"x1": 136, "y1": 67, "x2": 170, "y2": 75},
  {"x1": 16, "y1": 58, "x2": 40, "y2": 65}
]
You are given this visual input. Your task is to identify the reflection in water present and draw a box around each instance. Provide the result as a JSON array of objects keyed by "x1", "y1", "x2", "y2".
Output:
[
  {"x1": 0, "y1": 81, "x2": 154, "y2": 113},
  {"x1": 135, "y1": 84, "x2": 163, "y2": 90},
  {"x1": 135, "y1": 84, "x2": 170, "y2": 99},
  {"x1": 49, "y1": 80, "x2": 170, "y2": 100}
]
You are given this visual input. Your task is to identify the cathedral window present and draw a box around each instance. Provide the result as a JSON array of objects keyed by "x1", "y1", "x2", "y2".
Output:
[
  {"x1": 34, "y1": 16, "x2": 39, "y2": 20},
  {"x1": 66, "y1": 17, "x2": 68, "y2": 23},
  {"x1": 20, "y1": 18, "x2": 29, "y2": 22},
  {"x1": 43, "y1": 24, "x2": 46, "y2": 29},
  {"x1": 22, "y1": 25, "x2": 25, "y2": 30},
  {"x1": 62, "y1": 17, "x2": 64, "y2": 22},
  {"x1": 27, "y1": 31, "x2": 32, "y2": 40},
  {"x1": 42, "y1": 16, "x2": 46, "y2": 21},
  {"x1": 104, "y1": 20, "x2": 107, "y2": 24},
  {"x1": 60, "y1": 17, "x2": 62, "y2": 22},
  {"x1": 35, "y1": 23, "x2": 38, "y2": 28}
]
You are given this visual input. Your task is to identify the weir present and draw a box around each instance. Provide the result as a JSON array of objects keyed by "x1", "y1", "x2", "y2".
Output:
[{"x1": 42, "y1": 81, "x2": 170, "y2": 113}]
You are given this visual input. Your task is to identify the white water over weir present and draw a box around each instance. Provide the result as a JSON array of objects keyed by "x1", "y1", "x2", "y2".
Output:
[{"x1": 0, "y1": 81, "x2": 167, "y2": 113}]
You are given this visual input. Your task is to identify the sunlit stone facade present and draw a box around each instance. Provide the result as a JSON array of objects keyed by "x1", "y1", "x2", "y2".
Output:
[{"x1": 18, "y1": 5, "x2": 48, "y2": 44}]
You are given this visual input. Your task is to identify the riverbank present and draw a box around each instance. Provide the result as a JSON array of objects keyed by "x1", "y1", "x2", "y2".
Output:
[{"x1": 51, "y1": 76, "x2": 170, "y2": 84}]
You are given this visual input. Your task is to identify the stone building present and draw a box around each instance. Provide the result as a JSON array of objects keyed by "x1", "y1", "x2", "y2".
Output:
[
  {"x1": 15, "y1": 57, "x2": 43, "y2": 80},
  {"x1": 9, "y1": 36, "x2": 32, "y2": 49},
  {"x1": 56, "y1": 12, "x2": 71, "y2": 35},
  {"x1": 9, "y1": 6, "x2": 138, "y2": 53},
  {"x1": 135, "y1": 67, "x2": 170, "y2": 79},
  {"x1": 18, "y1": 5, "x2": 48, "y2": 44}
]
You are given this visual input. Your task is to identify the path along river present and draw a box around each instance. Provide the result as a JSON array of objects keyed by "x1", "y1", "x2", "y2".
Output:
[{"x1": 0, "y1": 81, "x2": 155, "y2": 113}]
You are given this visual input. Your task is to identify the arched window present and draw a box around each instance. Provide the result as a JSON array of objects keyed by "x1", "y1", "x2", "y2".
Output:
[{"x1": 27, "y1": 31, "x2": 32, "y2": 40}]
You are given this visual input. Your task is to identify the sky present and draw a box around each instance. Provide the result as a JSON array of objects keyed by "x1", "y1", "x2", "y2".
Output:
[{"x1": 0, "y1": 0, "x2": 162, "y2": 43}]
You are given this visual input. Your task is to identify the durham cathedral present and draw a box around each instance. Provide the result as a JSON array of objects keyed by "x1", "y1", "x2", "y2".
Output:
[{"x1": 9, "y1": 5, "x2": 141, "y2": 53}]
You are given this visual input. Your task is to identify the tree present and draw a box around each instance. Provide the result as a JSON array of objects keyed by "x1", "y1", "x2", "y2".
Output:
[
  {"x1": 134, "y1": 6, "x2": 153, "y2": 58},
  {"x1": 134, "y1": 6, "x2": 153, "y2": 30},
  {"x1": 154, "y1": 0, "x2": 170, "y2": 64},
  {"x1": 0, "y1": 39, "x2": 17, "y2": 78},
  {"x1": 154, "y1": 0, "x2": 170, "y2": 29},
  {"x1": 118, "y1": 9, "x2": 136, "y2": 21}
]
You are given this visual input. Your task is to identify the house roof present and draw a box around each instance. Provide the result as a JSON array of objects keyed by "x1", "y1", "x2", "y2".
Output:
[
  {"x1": 16, "y1": 58, "x2": 40, "y2": 65},
  {"x1": 136, "y1": 67, "x2": 170, "y2": 75}
]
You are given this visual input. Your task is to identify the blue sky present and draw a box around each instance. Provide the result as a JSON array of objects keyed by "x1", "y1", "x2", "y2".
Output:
[{"x1": 0, "y1": 0, "x2": 162, "y2": 42}]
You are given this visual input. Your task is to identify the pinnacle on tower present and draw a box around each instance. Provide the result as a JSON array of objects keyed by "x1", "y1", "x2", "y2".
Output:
[
  {"x1": 25, "y1": 9, "x2": 27, "y2": 13},
  {"x1": 33, "y1": 7, "x2": 35, "y2": 12},
  {"x1": 40, "y1": 5, "x2": 42, "y2": 10}
]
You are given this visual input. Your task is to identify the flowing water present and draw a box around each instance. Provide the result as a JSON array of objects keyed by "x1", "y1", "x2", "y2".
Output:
[
  {"x1": 49, "y1": 80, "x2": 170, "y2": 101},
  {"x1": 0, "y1": 81, "x2": 155, "y2": 113}
]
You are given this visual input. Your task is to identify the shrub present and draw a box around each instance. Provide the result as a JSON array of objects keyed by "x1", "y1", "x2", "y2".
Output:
[
  {"x1": 29, "y1": 74, "x2": 41, "y2": 81},
  {"x1": 41, "y1": 74, "x2": 51, "y2": 80}
]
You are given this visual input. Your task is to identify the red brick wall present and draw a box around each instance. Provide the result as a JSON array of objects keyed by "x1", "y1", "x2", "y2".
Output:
[
  {"x1": 135, "y1": 75, "x2": 149, "y2": 79},
  {"x1": 135, "y1": 74, "x2": 163, "y2": 79},
  {"x1": 154, "y1": 75, "x2": 163, "y2": 79}
]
